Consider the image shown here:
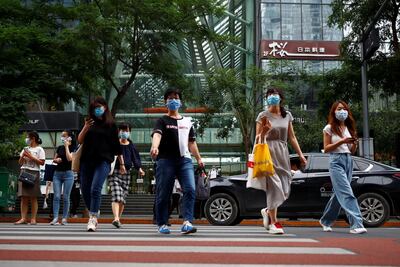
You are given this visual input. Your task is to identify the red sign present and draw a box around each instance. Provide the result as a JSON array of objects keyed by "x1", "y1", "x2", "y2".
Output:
[{"x1": 260, "y1": 40, "x2": 341, "y2": 60}]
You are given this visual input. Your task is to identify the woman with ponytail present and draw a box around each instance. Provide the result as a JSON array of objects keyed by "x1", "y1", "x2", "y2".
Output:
[
  {"x1": 255, "y1": 88, "x2": 307, "y2": 234},
  {"x1": 15, "y1": 131, "x2": 45, "y2": 225}
]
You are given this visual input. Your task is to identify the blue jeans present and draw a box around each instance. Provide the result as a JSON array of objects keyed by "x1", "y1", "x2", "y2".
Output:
[
  {"x1": 320, "y1": 153, "x2": 364, "y2": 229},
  {"x1": 155, "y1": 157, "x2": 195, "y2": 226},
  {"x1": 52, "y1": 170, "x2": 74, "y2": 219},
  {"x1": 80, "y1": 161, "x2": 110, "y2": 216}
]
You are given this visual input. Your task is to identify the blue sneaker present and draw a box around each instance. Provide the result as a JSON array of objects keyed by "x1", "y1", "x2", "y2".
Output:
[
  {"x1": 181, "y1": 221, "x2": 197, "y2": 234},
  {"x1": 158, "y1": 225, "x2": 170, "y2": 234}
]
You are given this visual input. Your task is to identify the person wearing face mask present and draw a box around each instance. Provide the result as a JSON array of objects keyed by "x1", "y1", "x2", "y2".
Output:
[
  {"x1": 255, "y1": 88, "x2": 307, "y2": 234},
  {"x1": 319, "y1": 101, "x2": 367, "y2": 234},
  {"x1": 77, "y1": 97, "x2": 126, "y2": 231},
  {"x1": 15, "y1": 131, "x2": 45, "y2": 225},
  {"x1": 150, "y1": 88, "x2": 204, "y2": 235},
  {"x1": 109, "y1": 123, "x2": 145, "y2": 228},
  {"x1": 49, "y1": 130, "x2": 76, "y2": 226}
]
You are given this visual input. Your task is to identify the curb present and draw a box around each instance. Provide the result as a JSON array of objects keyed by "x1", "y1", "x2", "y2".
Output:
[{"x1": 1, "y1": 216, "x2": 399, "y2": 227}]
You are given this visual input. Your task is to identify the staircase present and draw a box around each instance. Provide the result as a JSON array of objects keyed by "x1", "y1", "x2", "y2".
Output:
[{"x1": 14, "y1": 194, "x2": 156, "y2": 216}]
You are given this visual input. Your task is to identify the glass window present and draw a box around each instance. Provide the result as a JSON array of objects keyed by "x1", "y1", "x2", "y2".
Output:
[
  {"x1": 322, "y1": 0, "x2": 332, "y2": 3},
  {"x1": 262, "y1": 0, "x2": 280, "y2": 2},
  {"x1": 322, "y1": 5, "x2": 342, "y2": 40},
  {"x1": 261, "y1": 3, "x2": 281, "y2": 40},
  {"x1": 262, "y1": 59, "x2": 282, "y2": 74},
  {"x1": 302, "y1": 4, "x2": 322, "y2": 40},
  {"x1": 353, "y1": 159, "x2": 371, "y2": 171},
  {"x1": 302, "y1": 0, "x2": 321, "y2": 3},
  {"x1": 303, "y1": 60, "x2": 323, "y2": 73},
  {"x1": 323, "y1": 60, "x2": 341, "y2": 72},
  {"x1": 281, "y1": 4, "x2": 302, "y2": 40},
  {"x1": 281, "y1": 60, "x2": 302, "y2": 74},
  {"x1": 281, "y1": 0, "x2": 300, "y2": 2},
  {"x1": 310, "y1": 156, "x2": 329, "y2": 173}
]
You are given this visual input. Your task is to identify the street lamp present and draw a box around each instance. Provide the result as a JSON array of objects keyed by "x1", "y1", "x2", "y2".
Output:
[{"x1": 359, "y1": 0, "x2": 389, "y2": 159}]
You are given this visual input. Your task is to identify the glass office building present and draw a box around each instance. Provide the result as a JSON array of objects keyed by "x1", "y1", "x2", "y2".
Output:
[
  {"x1": 260, "y1": 0, "x2": 342, "y2": 73},
  {"x1": 259, "y1": 0, "x2": 343, "y2": 109}
]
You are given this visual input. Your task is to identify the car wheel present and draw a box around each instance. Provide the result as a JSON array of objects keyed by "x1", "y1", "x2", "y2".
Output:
[
  {"x1": 204, "y1": 193, "x2": 238, "y2": 226},
  {"x1": 358, "y1": 193, "x2": 390, "y2": 227}
]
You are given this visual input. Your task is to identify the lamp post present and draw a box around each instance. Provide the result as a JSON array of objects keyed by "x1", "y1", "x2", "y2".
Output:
[{"x1": 359, "y1": 0, "x2": 389, "y2": 159}]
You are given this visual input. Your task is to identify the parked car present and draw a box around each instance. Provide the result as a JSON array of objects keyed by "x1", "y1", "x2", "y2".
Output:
[{"x1": 204, "y1": 153, "x2": 400, "y2": 227}]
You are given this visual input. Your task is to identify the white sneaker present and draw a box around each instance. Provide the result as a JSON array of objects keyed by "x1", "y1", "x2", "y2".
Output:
[
  {"x1": 319, "y1": 219, "x2": 332, "y2": 232},
  {"x1": 268, "y1": 222, "x2": 284, "y2": 234},
  {"x1": 261, "y1": 208, "x2": 269, "y2": 230},
  {"x1": 61, "y1": 218, "x2": 68, "y2": 225},
  {"x1": 349, "y1": 227, "x2": 367, "y2": 234},
  {"x1": 87, "y1": 217, "x2": 98, "y2": 232},
  {"x1": 49, "y1": 218, "x2": 59, "y2": 225}
]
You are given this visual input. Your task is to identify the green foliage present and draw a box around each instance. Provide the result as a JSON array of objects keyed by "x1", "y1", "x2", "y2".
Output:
[
  {"x1": 0, "y1": 0, "x2": 98, "y2": 162},
  {"x1": 329, "y1": 0, "x2": 400, "y2": 96},
  {"x1": 0, "y1": 120, "x2": 25, "y2": 164},
  {"x1": 369, "y1": 110, "x2": 400, "y2": 157},
  {"x1": 71, "y1": 0, "x2": 230, "y2": 115},
  {"x1": 291, "y1": 109, "x2": 325, "y2": 153},
  {"x1": 201, "y1": 67, "x2": 268, "y2": 158}
]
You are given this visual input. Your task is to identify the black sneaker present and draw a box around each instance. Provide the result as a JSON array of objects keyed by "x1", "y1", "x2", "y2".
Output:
[{"x1": 112, "y1": 220, "x2": 122, "y2": 228}]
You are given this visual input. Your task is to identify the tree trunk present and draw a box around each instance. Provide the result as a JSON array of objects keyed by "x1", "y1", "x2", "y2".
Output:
[{"x1": 390, "y1": 7, "x2": 399, "y2": 54}]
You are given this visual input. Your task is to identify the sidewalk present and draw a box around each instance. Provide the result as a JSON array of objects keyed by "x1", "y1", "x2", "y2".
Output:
[{"x1": 1, "y1": 213, "x2": 399, "y2": 227}]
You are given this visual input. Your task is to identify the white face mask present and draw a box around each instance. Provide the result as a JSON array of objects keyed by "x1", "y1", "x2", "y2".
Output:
[
  {"x1": 25, "y1": 138, "x2": 31, "y2": 146},
  {"x1": 61, "y1": 136, "x2": 71, "y2": 143},
  {"x1": 335, "y1": 109, "x2": 348, "y2": 121}
]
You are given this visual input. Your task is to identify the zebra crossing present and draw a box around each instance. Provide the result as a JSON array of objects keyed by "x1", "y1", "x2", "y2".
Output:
[{"x1": 0, "y1": 223, "x2": 395, "y2": 266}]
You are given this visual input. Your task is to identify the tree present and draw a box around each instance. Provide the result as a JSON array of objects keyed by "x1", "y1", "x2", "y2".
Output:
[
  {"x1": 329, "y1": 0, "x2": 400, "y2": 96},
  {"x1": 200, "y1": 67, "x2": 268, "y2": 159},
  {"x1": 71, "y1": 0, "x2": 228, "y2": 116},
  {"x1": 0, "y1": 0, "x2": 98, "y2": 162}
]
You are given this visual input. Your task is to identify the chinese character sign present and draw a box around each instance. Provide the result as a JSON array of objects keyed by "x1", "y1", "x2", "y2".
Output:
[{"x1": 260, "y1": 40, "x2": 340, "y2": 60}]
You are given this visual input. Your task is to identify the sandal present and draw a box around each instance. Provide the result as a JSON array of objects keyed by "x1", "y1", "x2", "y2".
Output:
[
  {"x1": 30, "y1": 220, "x2": 37, "y2": 225},
  {"x1": 14, "y1": 219, "x2": 28, "y2": 225}
]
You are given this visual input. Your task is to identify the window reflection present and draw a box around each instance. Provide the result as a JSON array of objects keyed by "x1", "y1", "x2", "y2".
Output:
[
  {"x1": 281, "y1": 4, "x2": 302, "y2": 40},
  {"x1": 322, "y1": 5, "x2": 342, "y2": 40},
  {"x1": 302, "y1": 4, "x2": 322, "y2": 40},
  {"x1": 261, "y1": 3, "x2": 281, "y2": 40}
]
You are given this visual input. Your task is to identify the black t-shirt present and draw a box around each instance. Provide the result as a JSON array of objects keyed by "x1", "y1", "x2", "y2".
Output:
[
  {"x1": 55, "y1": 145, "x2": 76, "y2": 171},
  {"x1": 81, "y1": 121, "x2": 122, "y2": 164},
  {"x1": 152, "y1": 115, "x2": 196, "y2": 160}
]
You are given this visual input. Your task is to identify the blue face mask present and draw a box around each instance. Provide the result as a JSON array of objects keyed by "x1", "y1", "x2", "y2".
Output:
[
  {"x1": 166, "y1": 99, "x2": 181, "y2": 111},
  {"x1": 267, "y1": 94, "x2": 281, "y2": 106},
  {"x1": 335, "y1": 109, "x2": 348, "y2": 121},
  {"x1": 119, "y1": 131, "x2": 130, "y2": 140},
  {"x1": 94, "y1": 106, "x2": 105, "y2": 117}
]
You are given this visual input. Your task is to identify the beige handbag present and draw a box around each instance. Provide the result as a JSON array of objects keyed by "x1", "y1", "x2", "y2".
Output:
[{"x1": 71, "y1": 144, "x2": 83, "y2": 172}]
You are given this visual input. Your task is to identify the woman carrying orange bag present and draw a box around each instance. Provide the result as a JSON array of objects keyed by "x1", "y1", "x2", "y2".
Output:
[{"x1": 255, "y1": 88, "x2": 306, "y2": 234}]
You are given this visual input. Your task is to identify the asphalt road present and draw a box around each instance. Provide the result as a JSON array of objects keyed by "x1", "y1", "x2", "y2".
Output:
[{"x1": 0, "y1": 223, "x2": 399, "y2": 266}]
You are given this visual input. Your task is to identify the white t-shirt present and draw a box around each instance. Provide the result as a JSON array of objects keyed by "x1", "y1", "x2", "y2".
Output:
[
  {"x1": 20, "y1": 146, "x2": 46, "y2": 171},
  {"x1": 323, "y1": 124, "x2": 351, "y2": 154}
]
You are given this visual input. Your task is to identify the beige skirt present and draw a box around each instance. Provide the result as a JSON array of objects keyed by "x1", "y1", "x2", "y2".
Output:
[{"x1": 18, "y1": 169, "x2": 42, "y2": 197}]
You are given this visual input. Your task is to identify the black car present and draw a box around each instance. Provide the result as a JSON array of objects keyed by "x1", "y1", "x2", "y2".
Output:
[{"x1": 204, "y1": 153, "x2": 400, "y2": 227}]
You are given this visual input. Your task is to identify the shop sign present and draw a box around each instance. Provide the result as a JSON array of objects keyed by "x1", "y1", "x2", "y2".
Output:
[{"x1": 260, "y1": 40, "x2": 340, "y2": 60}]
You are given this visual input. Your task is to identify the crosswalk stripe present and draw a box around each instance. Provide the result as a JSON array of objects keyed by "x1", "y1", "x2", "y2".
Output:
[
  {"x1": 0, "y1": 244, "x2": 354, "y2": 255},
  {"x1": 0, "y1": 262, "x2": 393, "y2": 267},
  {"x1": 0, "y1": 235, "x2": 316, "y2": 242}
]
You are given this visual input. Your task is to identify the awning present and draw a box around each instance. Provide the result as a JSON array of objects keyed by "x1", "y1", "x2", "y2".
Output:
[{"x1": 19, "y1": 111, "x2": 81, "y2": 132}]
